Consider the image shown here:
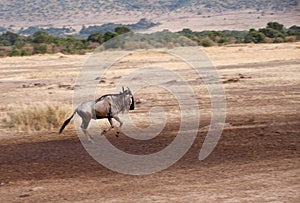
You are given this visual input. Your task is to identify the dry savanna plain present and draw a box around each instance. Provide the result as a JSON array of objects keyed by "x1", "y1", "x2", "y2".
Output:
[{"x1": 0, "y1": 42, "x2": 299, "y2": 202}]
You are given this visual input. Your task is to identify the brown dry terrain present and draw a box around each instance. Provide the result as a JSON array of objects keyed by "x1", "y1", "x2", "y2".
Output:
[{"x1": 0, "y1": 43, "x2": 299, "y2": 202}]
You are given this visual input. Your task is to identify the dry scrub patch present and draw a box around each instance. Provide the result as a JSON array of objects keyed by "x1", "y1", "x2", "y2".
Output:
[{"x1": 2, "y1": 104, "x2": 71, "y2": 132}]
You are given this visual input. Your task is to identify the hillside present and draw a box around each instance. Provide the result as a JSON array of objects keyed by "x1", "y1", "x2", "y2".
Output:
[{"x1": 0, "y1": 0, "x2": 299, "y2": 31}]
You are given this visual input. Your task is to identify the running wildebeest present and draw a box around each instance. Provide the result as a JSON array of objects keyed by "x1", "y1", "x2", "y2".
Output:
[{"x1": 59, "y1": 87, "x2": 135, "y2": 141}]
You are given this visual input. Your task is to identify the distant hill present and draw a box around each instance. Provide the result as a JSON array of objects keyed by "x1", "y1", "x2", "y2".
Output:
[{"x1": 1, "y1": 0, "x2": 299, "y2": 32}]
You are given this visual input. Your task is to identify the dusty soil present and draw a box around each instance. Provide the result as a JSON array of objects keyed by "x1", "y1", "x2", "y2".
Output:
[{"x1": 0, "y1": 43, "x2": 299, "y2": 202}]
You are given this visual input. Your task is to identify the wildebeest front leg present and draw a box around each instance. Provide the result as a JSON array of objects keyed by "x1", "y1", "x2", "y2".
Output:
[
  {"x1": 113, "y1": 115, "x2": 123, "y2": 127},
  {"x1": 101, "y1": 116, "x2": 122, "y2": 137},
  {"x1": 101, "y1": 117, "x2": 114, "y2": 136},
  {"x1": 113, "y1": 116, "x2": 123, "y2": 137}
]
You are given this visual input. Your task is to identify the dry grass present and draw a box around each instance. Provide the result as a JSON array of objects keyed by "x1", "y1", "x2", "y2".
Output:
[
  {"x1": 1, "y1": 104, "x2": 71, "y2": 132},
  {"x1": 27, "y1": 71, "x2": 78, "y2": 79}
]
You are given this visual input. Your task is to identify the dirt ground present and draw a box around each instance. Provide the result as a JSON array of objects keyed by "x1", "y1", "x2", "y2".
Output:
[{"x1": 0, "y1": 43, "x2": 299, "y2": 202}]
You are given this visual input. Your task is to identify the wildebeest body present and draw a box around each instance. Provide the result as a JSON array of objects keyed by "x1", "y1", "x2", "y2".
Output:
[{"x1": 59, "y1": 88, "x2": 134, "y2": 141}]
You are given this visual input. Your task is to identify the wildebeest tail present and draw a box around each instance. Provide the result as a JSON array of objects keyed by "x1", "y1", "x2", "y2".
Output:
[{"x1": 59, "y1": 110, "x2": 76, "y2": 134}]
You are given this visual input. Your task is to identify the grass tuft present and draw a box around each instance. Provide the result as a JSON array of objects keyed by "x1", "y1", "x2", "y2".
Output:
[{"x1": 1, "y1": 104, "x2": 71, "y2": 132}]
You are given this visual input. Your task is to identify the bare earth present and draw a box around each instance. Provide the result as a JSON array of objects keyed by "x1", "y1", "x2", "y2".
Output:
[{"x1": 0, "y1": 43, "x2": 299, "y2": 202}]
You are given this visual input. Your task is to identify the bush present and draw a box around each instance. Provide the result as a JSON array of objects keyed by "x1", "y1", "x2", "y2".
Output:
[
  {"x1": 0, "y1": 46, "x2": 12, "y2": 57},
  {"x1": 32, "y1": 31, "x2": 53, "y2": 44},
  {"x1": 259, "y1": 28, "x2": 285, "y2": 39},
  {"x1": 285, "y1": 36, "x2": 297, "y2": 42},
  {"x1": 263, "y1": 37, "x2": 274, "y2": 43},
  {"x1": 273, "y1": 37, "x2": 284, "y2": 43},
  {"x1": 33, "y1": 43, "x2": 48, "y2": 54},
  {"x1": 217, "y1": 36, "x2": 227, "y2": 44},
  {"x1": 267, "y1": 22, "x2": 284, "y2": 32},
  {"x1": 104, "y1": 31, "x2": 118, "y2": 42},
  {"x1": 8, "y1": 49, "x2": 21, "y2": 57},
  {"x1": 87, "y1": 33, "x2": 104, "y2": 43},
  {"x1": 14, "y1": 40, "x2": 26, "y2": 49},
  {"x1": 200, "y1": 37, "x2": 215, "y2": 47},
  {"x1": 114, "y1": 26, "x2": 131, "y2": 35},
  {"x1": 21, "y1": 44, "x2": 34, "y2": 55},
  {"x1": 2, "y1": 104, "x2": 70, "y2": 132},
  {"x1": 244, "y1": 29, "x2": 265, "y2": 43},
  {"x1": 20, "y1": 50, "x2": 30, "y2": 56},
  {"x1": 0, "y1": 32, "x2": 20, "y2": 46}
]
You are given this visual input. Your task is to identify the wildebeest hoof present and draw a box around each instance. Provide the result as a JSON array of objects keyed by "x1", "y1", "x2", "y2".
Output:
[{"x1": 88, "y1": 137, "x2": 95, "y2": 143}]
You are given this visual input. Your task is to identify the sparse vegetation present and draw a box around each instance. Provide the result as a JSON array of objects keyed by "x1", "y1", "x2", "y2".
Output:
[
  {"x1": 244, "y1": 29, "x2": 266, "y2": 43},
  {"x1": 0, "y1": 31, "x2": 92, "y2": 56},
  {"x1": 2, "y1": 104, "x2": 70, "y2": 132},
  {"x1": 79, "y1": 18, "x2": 159, "y2": 35},
  {"x1": 243, "y1": 22, "x2": 299, "y2": 43},
  {"x1": 200, "y1": 37, "x2": 215, "y2": 47},
  {"x1": 179, "y1": 22, "x2": 300, "y2": 45},
  {"x1": 0, "y1": 22, "x2": 299, "y2": 57},
  {"x1": 19, "y1": 26, "x2": 75, "y2": 36}
]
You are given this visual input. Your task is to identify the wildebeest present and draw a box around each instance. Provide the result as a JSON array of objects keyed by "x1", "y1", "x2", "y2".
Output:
[{"x1": 59, "y1": 87, "x2": 134, "y2": 141}]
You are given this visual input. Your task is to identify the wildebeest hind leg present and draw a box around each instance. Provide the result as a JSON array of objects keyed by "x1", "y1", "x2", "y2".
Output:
[{"x1": 81, "y1": 118, "x2": 93, "y2": 142}]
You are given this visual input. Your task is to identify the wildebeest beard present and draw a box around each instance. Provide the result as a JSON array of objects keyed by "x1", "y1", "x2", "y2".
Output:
[{"x1": 130, "y1": 96, "x2": 135, "y2": 110}]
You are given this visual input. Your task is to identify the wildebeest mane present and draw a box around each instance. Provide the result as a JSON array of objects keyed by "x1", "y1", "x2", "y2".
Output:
[{"x1": 95, "y1": 94, "x2": 112, "y2": 103}]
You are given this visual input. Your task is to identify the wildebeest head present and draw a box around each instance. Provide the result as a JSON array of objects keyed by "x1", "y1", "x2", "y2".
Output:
[{"x1": 121, "y1": 87, "x2": 135, "y2": 110}]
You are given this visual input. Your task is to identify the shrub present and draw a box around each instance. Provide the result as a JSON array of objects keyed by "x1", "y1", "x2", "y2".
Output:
[
  {"x1": 267, "y1": 22, "x2": 284, "y2": 32},
  {"x1": 244, "y1": 29, "x2": 265, "y2": 43},
  {"x1": 0, "y1": 32, "x2": 20, "y2": 46},
  {"x1": 0, "y1": 46, "x2": 12, "y2": 57},
  {"x1": 33, "y1": 43, "x2": 48, "y2": 54},
  {"x1": 263, "y1": 37, "x2": 274, "y2": 43},
  {"x1": 20, "y1": 50, "x2": 29, "y2": 56},
  {"x1": 285, "y1": 36, "x2": 297, "y2": 42},
  {"x1": 2, "y1": 104, "x2": 70, "y2": 132},
  {"x1": 104, "y1": 31, "x2": 118, "y2": 42},
  {"x1": 32, "y1": 31, "x2": 53, "y2": 44},
  {"x1": 8, "y1": 49, "x2": 21, "y2": 57},
  {"x1": 273, "y1": 37, "x2": 284, "y2": 43},
  {"x1": 217, "y1": 36, "x2": 227, "y2": 44},
  {"x1": 87, "y1": 33, "x2": 104, "y2": 43},
  {"x1": 200, "y1": 37, "x2": 215, "y2": 47},
  {"x1": 259, "y1": 28, "x2": 285, "y2": 39},
  {"x1": 114, "y1": 26, "x2": 131, "y2": 35},
  {"x1": 14, "y1": 40, "x2": 26, "y2": 49},
  {"x1": 21, "y1": 44, "x2": 34, "y2": 55}
]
